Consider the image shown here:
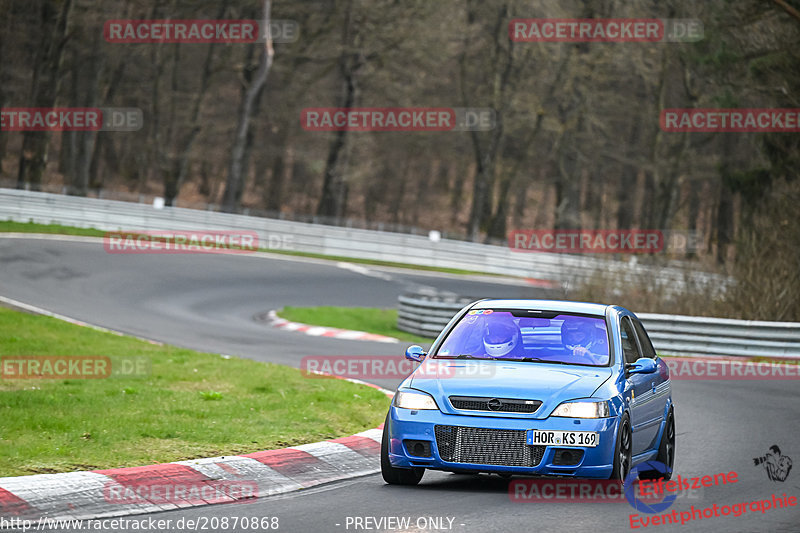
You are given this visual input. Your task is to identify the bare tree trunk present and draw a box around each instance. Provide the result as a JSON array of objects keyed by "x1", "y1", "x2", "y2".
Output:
[
  {"x1": 160, "y1": 42, "x2": 182, "y2": 205},
  {"x1": 649, "y1": 45, "x2": 692, "y2": 231},
  {"x1": 144, "y1": 1, "x2": 166, "y2": 196},
  {"x1": 552, "y1": 104, "x2": 585, "y2": 230},
  {"x1": 390, "y1": 161, "x2": 410, "y2": 226},
  {"x1": 0, "y1": 10, "x2": 7, "y2": 173},
  {"x1": 486, "y1": 171, "x2": 512, "y2": 240},
  {"x1": 237, "y1": 115, "x2": 262, "y2": 206},
  {"x1": 412, "y1": 160, "x2": 434, "y2": 222},
  {"x1": 715, "y1": 182, "x2": 734, "y2": 264},
  {"x1": 89, "y1": 60, "x2": 126, "y2": 190},
  {"x1": 449, "y1": 162, "x2": 469, "y2": 227},
  {"x1": 715, "y1": 138, "x2": 737, "y2": 264},
  {"x1": 59, "y1": 48, "x2": 79, "y2": 180},
  {"x1": 639, "y1": 170, "x2": 655, "y2": 228},
  {"x1": 70, "y1": 35, "x2": 103, "y2": 197},
  {"x1": 266, "y1": 141, "x2": 294, "y2": 212},
  {"x1": 264, "y1": 135, "x2": 287, "y2": 211},
  {"x1": 512, "y1": 180, "x2": 529, "y2": 229},
  {"x1": 616, "y1": 118, "x2": 642, "y2": 229},
  {"x1": 462, "y1": 3, "x2": 513, "y2": 241},
  {"x1": 686, "y1": 179, "x2": 701, "y2": 258},
  {"x1": 222, "y1": 0, "x2": 273, "y2": 213},
  {"x1": 16, "y1": 0, "x2": 73, "y2": 190},
  {"x1": 553, "y1": 143, "x2": 582, "y2": 230},
  {"x1": 164, "y1": 1, "x2": 227, "y2": 206},
  {"x1": 317, "y1": 0, "x2": 361, "y2": 220},
  {"x1": 585, "y1": 168, "x2": 604, "y2": 229}
]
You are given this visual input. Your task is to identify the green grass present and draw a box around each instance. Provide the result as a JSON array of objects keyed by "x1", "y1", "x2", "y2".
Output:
[
  {"x1": 0, "y1": 220, "x2": 504, "y2": 277},
  {"x1": 0, "y1": 220, "x2": 105, "y2": 237},
  {"x1": 0, "y1": 307, "x2": 389, "y2": 477},
  {"x1": 278, "y1": 306, "x2": 435, "y2": 344},
  {"x1": 270, "y1": 250, "x2": 497, "y2": 277}
]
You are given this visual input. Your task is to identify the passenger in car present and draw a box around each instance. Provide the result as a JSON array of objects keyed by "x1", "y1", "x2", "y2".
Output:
[{"x1": 561, "y1": 317, "x2": 608, "y2": 363}]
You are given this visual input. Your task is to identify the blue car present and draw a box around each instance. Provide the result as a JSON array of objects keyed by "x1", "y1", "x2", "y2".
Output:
[{"x1": 381, "y1": 299, "x2": 674, "y2": 485}]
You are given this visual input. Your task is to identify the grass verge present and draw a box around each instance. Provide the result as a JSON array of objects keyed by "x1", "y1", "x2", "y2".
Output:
[
  {"x1": 0, "y1": 220, "x2": 105, "y2": 237},
  {"x1": 0, "y1": 306, "x2": 389, "y2": 477},
  {"x1": 277, "y1": 306, "x2": 435, "y2": 344}
]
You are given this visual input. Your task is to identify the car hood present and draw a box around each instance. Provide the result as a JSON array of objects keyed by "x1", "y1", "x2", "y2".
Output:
[{"x1": 409, "y1": 359, "x2": 613, "y2": 419}]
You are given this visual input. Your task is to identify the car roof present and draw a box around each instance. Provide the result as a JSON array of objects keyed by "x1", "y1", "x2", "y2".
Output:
[{"x1": 471, "y1": 299, "x2": 612, "y2": 316}]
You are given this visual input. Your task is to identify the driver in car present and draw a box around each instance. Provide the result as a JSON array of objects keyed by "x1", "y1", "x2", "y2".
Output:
[
  {"x1": 482, "y1": 319, "x2": 527, "y2": 359},
  {"x1": 561, "y1": 316, "x2": 607, "y2": 362}
]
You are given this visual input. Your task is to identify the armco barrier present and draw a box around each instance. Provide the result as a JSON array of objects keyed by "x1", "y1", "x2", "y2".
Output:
[
  {"x1": 0, "y1": 188, "x2": 725, "y2": 289},
  {"x1": 397, "y1": 294, "x2": 800, "y2": 359}
]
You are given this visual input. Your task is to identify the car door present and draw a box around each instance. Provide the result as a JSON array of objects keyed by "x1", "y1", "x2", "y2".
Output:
[
  {"x1": 619, "y1": 316, "x2": 658, "y2": 456},
  {"x1": 632, "y1": 317, "x2": 670, "y2": 441}
]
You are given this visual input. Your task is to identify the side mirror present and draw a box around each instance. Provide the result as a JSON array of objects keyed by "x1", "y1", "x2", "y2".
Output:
[
  {"x1": 626, "y1": 357, "x2": 657, "y2": 375},
  {"x1": 405, "y1": 345, "x2": 427, "y2": 362}
]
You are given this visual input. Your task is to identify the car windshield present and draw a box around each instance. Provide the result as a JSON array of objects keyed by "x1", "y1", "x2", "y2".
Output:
[{"x1": 433, "y1": 310, "x2": 610, "y2": 366}]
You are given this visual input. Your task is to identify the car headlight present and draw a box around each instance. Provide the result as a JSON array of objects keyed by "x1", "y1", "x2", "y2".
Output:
[
  {"x1": 552, "y1": 400, "x2": 610, "y2": 418},
  {"x1": 393, "y1": 390, "x2": 439, "y2": 410}
]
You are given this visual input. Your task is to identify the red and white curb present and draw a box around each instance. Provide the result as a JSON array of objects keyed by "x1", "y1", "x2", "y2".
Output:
[
  {"x1": 264, "y1": 310, "x2": 399, "y2": 343},
  {"x1": 0, "y1": 295, "x2": 394, "y2": 521},
  {"x1": 0, "y1": 428, "x2": 385, "y2": 521}
]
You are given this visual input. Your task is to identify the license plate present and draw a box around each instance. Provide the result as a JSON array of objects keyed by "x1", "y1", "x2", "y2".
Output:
[{"x1": 527, "y1": 430, "x2": 599, "y2": 447}]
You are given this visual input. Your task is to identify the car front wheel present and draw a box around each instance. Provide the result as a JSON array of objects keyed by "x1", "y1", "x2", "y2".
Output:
[
  {"x1": 609, "y1": 413, "x2": 632, "y2": 481},
  {"x1": 380, "y1": 414, "x2": 425, "y2": 485}
]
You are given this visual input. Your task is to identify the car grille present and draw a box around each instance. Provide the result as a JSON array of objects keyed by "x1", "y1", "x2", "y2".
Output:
[
  {"x1": 449, "y1": 396, "x2": 542, "y2": 413},
  {"x1": 434, "y1": 425, "x2": 546, "y2": 467}
]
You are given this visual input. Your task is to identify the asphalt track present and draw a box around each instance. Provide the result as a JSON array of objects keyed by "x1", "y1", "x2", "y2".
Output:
[{"x1": 1, "y1": 236, "x2": 799, "y2": 533}]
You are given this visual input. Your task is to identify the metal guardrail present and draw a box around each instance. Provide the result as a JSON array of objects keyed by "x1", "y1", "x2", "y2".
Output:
[
  {"x1": 397, "y1": 294, "x2": 800, "y2": 359},
  {"x1": 0, "y1": 188, "x2": 725, "y2": 290},
  {"x1": 2, "y1": 189, "x2": 789, "y2": 358}
]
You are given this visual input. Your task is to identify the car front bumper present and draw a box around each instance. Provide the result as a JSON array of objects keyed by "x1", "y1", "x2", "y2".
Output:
[{"x1": 387, "y1": 406, "x2": 619, "y2": 478}]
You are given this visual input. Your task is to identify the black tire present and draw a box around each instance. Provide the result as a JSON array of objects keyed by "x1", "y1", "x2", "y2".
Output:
[
  {"x1": 380, "y1": 414, "x2": 424, "y2": 485},
  {"x1": 640, "y1": 408, "x2": 675, "y2": 481},
  {"x1": 609, "y1": 413, "x2": 632, "y2": 481}
]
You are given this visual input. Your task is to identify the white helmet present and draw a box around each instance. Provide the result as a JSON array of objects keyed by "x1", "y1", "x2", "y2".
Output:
[{"x1": 483, "y1": 322, "x2": 519, "y2": 357}]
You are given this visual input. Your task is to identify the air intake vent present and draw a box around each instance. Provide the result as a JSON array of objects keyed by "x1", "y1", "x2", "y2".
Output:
[
  {"x1": 449, "y1": 396, "x2": 541, "y2": 413},
  {"x1": 434, "y1": 425, "x2": 545, "y2": 467}
]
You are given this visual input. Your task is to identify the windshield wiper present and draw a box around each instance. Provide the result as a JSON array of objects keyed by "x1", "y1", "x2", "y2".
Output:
[
  {"x1": 517, "y1": 357, "x2": 569, "y2": 364},
  {"x1": 455, "y1": 354, "x2": 487, "y2": 360}
]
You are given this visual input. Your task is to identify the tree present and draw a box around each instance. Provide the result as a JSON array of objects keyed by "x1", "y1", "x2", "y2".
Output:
[
  {"x1": 16, "y1": 0, "x2": 73, "y2": 190},
  {"x1": 316, "y1": 0, "x2": 363, "y2": 220},
  {"x1": 222, "y1": 0, "x2": 274, "y2": 212}
]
